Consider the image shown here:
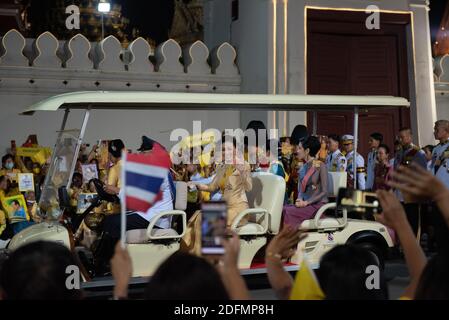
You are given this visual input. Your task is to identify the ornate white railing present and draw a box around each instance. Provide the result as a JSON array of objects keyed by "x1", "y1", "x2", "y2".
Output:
[{"x1": 0, "y1": 29, "x2": 241, "y2": 95}]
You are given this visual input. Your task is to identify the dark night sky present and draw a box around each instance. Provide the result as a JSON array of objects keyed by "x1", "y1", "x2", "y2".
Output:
[
  {"x1": 116, "y1": 0, "x2": 175, "y2": 44},
  {"x1": 23, "y1": 0, "x2": 448, "y2": 46},
  {"x1": 429, "y1": 0, "x2": 448, "y2": 42},
  {"x1": 119, "y1": 0, "x2": 447, "y2": 44}
]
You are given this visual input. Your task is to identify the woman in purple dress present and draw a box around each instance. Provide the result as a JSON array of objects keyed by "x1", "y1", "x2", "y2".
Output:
[{"x1": 282, "y1": 136, "x2": 328, "y2": 229}]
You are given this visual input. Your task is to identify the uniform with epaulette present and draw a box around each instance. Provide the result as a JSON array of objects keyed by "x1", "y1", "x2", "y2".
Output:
[
  {"x1": 346, "y1": 151, "x2": 366, "y2": 190},
  {"x1": 341, "y1": 135, "x2": 366, "y2": 190},
  {"x1": 393, "y1": 143, "x2": 427, "y2": 201},
  {"x1": 393, "y1": 142, "x2": 427, "y2": 239},
  {"x1": 431, "y1": 138, "x2": 449, "y2": 190},
  {"x1": 325, "y1": 149, "x2": 347, "y2": 173}
]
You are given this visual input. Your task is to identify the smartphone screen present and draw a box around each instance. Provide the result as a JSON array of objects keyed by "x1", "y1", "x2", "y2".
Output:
[{"x1": 201, "y1": 201, "x2": 227, "y2": 255}]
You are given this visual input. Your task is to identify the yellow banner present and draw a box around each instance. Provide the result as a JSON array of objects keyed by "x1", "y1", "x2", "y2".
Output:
[{"x1": 16, "y1": 147, "x2": 52, "y2": 165}]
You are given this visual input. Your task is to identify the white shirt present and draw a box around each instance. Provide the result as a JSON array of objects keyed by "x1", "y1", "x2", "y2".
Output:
[
  {"x1": 346, "y1": 151, "x2": 366, "y2": 190},
  {"x1": 136, "y1": 175, "x2": 174, "y2": 228},
  {"x1": 117, "y1": 174, "x2": 174, "y2": 228}
]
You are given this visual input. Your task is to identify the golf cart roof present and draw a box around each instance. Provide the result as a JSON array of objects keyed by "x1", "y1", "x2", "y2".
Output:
[{"x1": 21, "y1": 91, "x2": 410, "y2": 115}]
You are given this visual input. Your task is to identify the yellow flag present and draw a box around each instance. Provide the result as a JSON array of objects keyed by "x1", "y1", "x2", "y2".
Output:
[{"x1": 290, "y1": 258, "x2": 325, "y2": 300}]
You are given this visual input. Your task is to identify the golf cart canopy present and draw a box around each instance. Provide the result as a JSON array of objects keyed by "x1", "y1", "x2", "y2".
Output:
[{"x1": 21, "y1": 91, "x2": 410, "y2": 114}]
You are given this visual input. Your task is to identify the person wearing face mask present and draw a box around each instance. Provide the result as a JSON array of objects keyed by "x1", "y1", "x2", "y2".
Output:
[{"x1": 0, "y1": 154, "x2": 22, "y2": 196}]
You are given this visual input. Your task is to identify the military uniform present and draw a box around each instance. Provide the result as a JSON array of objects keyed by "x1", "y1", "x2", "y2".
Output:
[
  {"x1": 393, "y1": 143, "x2": 427, "y2": 201},
  {"x1": 346, "y1": 151, "x2": 366, "y2": 190},
  {"x1": 431, "y1": 138, "x2": 449, "y2": 190},
  {"x1": 393, "y1": 143, "x2": 427, "y2": 238},
  {"x1": 429, "y1": 138, "x2": 449, "y2": 253},
  {"x1": 366, "y1": 149, "x2": 377, "y2": 190},
  {"x1": 325, "y1": 149, "x2": 346, "y2": 173}
]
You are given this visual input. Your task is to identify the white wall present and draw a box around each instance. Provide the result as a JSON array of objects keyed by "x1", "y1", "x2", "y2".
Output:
[
  {"x1": 0, "y1": 93, "x2": 240, "y2": 154},
  {"x1": 436, "y1": 94, "x2": 449, "y2": 121}
]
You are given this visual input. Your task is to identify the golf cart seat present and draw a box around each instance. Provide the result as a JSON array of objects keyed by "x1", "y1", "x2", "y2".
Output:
[
  {"x1": 232, "y1": 172, "x2": 286, "y2": 269},
  {"x1": 126, "y1": 181, "x2": 188, "y2": 277},
  {"x1": 300, "y1": 203, "x2": 347, "y2": 232},
  {"x1": 327, "y1": 172, "x2": 347, "y2": 197}
]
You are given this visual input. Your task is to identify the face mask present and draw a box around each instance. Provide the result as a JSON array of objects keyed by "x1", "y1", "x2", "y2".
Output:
[{"x1": 5, "y1": 163, "x2": 14, "y2": 170}]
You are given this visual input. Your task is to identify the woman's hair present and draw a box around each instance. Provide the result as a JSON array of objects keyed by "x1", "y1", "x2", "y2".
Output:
[
  {"x1": 144, "y1": 252, "x2": 229, "y2": 300},
  {"x1": 317, "y1": 245, "x2": 389, "y2": 300},
  {"x1": 108, "y1": 139, "x2": 125, "y2": 158},
  {"x1": 302, "y1": 136, "x2": 321, "y2": 157},
  {"x1": 370, "y1": 132, "x2": 384, "y2": 143},
  {"x1": 0, "y1": 241, "x2": 83, "y2": 300},
  {"x1": 415, "y1": 252, "x2": 449, "y2": 300},
  {"x1": 290, "y1": 125, "x2": 309, "y2": 146},
  {"x1": 1, "y1": 154, "x2": 14, "y2": 166},
  {"x1": 0, "y1": 175, "x2": 6, "y2": 184},
  {"x1": 378, "y1": 144, "x2": 390, "y2": 155},
  {"x1": 221, "y1": 135, "x2": 238, "y2": 149},
  {"x1": 245, "y1": 121, "x2": 267, "y2": 147}
]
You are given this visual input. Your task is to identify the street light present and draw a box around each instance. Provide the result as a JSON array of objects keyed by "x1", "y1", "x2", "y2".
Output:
[{"x1": 98, "y1": 0, "x2": 111, "y2": 40}]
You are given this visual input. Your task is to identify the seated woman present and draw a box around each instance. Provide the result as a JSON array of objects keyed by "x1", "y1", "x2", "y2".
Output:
[
  {"x1": 282, "y1": 136, "x2": 328, "y2": 229},
  {"x1": 189, "y1": 135, "x2": 252, "y2": 227}
]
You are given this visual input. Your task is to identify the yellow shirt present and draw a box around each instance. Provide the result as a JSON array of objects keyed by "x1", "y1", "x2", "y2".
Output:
[
  {"x1": 0, "y1": 209, "x2": 6, "y2": 237},
  {"x1": 106, "y1": 160, "x2": 122, "y2": 214},
  {"x1": 0, "y1": 168, "x2": 22, "y2": 196},
  {"x1": 206, "y1": 163, "x2": 252, "y2": 226},
  {"x1": 107, "y1": 160, "x2": 123, "y2": 189}
]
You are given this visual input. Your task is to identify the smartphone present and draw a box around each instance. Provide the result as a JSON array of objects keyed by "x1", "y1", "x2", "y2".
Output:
[{"x1": 201, "y1": 201, "x2": 227, "y2": 255}]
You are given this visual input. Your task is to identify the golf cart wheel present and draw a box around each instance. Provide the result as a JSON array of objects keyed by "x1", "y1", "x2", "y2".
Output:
[{"x1": 356, "y1": 242, "x2": 385, "y2": 270}]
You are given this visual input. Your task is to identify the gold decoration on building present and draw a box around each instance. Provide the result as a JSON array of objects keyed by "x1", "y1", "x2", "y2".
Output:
[
  {"x1": 169, "y1": 0, "x2": 203, "y2": 46},
  {"x1": 24, "y1": 0, "x2": 155, "y2": 47},
  {"x1": 434, "y1": 1, "x2": 449, "y2": 56}
]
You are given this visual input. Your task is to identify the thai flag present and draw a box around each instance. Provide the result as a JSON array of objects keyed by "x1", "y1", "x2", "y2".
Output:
[{"x1": 123, "y1": 145, "x2": 171, "y2": 212}]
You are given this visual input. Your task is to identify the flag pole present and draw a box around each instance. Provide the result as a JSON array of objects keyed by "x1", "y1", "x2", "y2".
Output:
[{"x1": 120, "y1": 149, "x2": 127, "y2": 249}]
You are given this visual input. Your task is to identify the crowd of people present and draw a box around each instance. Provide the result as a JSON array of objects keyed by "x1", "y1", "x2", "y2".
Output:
[{"x1": 0, "y1": 118, "x2": 448, "y2": 300}]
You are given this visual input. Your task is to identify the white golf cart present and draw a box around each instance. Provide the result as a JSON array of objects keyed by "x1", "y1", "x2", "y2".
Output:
[{"x1": 4, "y1": 91, "x2": 408, "y2": 285}]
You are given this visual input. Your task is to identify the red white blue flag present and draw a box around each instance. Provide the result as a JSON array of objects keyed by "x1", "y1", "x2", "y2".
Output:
[{"x1": 123, "y1": 145, "x2": 171, "y2": 212}]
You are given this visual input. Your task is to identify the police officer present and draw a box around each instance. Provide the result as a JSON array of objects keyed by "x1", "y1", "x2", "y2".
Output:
[
  {"x1": 366, "y1": 133, "x2": 383, "y2": 191},
  {"x1": 429, "y1": 120, "x2": 449, "y2": 253},
  {"x1": 325, "y1": 134, "x2": 346, "y2": 173},
  {"x1": 342, "y1": 135, "x2": 366, "y2": 190},
  {"x1": 393, "y1": 127, "x2": 427, "y2": 238}
]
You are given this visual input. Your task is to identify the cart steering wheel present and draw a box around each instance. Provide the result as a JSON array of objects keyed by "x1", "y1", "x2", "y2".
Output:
[{"x1": 89, "y1": 179, "x2": 120, "y2": 203}]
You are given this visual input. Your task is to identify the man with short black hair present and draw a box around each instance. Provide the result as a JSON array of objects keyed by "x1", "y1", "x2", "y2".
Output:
[
  {"x1": 325, "y1": 134, "x2": 346, "y2": 173},
  {"x1": 393, "y1": 127, "x2": 427, "y2": 238}
]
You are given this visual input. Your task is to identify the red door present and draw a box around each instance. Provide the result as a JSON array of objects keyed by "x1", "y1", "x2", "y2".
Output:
[{"x1": 306, "y1": 10, "x2": 411, "y2": 157}]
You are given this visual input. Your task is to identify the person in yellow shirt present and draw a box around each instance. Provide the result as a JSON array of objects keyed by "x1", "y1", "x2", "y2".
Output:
[
  {"x1": 190, "y1": 136, "x2": 252, "y2": 227},
  {"x1": 0, "y1": 154, "x2": 23, "y2": 195},
  {"x1": 104, "y1": 139, "x2": 125, "y2": 195},
  {"x1": 104, "y1": 139, "x2": 125, "y2": 214},
  {"x1": 0, "y1": 176, "x2": 9, "y2": 240}
]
